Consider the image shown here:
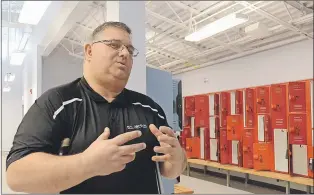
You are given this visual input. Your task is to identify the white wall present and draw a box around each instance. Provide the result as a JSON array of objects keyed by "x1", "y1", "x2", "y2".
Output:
[
  {"x1": 174, "y1": 40, "x2": 313, "y2": 192},
  {"x1": 174, "y1": 40, "x2": 313, "y2": 96},
  {"x1": 42, "y1": 46, "x2": 83, "y2": 93}
]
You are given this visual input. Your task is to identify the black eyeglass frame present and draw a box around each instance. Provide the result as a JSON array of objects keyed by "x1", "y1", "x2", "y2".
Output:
[{"x1": 92, "y1": 39, "x2": 139, "y2": 57}]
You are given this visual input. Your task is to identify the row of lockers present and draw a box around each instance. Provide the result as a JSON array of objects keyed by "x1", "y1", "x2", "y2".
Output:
[{"x1": 180, "y1": 79, "x2": 314, "y2": 178}]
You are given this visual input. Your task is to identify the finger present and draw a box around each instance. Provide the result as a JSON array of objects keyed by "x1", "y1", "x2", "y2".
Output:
[
  {"x1": 97, "y1": 127, "x2": 110, "y2": 140},
  {"x1": 119, "y1": 153, "x2": 136, "y2": 164},
  {"x1": 152, "y1": 154, "x2": 171, "y2": 162},
  {"x1": 149, "y1": 124, "x2": 163, "y2": 138},
  {"x1": 159, "y1": 126, "x2": 176, "y2": 138},
  {"x1": 111, "y1": 130, "x2": 142, "y2": 145},
  {"x1": 118, "y1": 143, "x2": 146, "y2": 155},
  {"x1": 157, "y1": 134, "x2": 178, "y2": 147},
  {"x1": 153, "y1": 146, "x2": 173, "y2": 155}
]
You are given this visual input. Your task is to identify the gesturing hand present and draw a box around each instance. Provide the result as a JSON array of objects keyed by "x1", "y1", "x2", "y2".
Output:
[
  {"x1": 81, "y1": 127, "x2": 146, "y2": 177},
  {"x1": 149, "y1": 124, "x2": 185, "y2": 167}
]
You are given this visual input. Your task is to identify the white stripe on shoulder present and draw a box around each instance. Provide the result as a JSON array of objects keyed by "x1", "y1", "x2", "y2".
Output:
[
  {"x1": 132, "y1": 102, "x2": 165, "y2": 120},
  {"x1": 53, "y1": 98, "x2": 82, "y2": 120}
]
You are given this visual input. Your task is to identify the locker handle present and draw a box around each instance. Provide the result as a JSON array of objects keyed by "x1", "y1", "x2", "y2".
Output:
[
  {"x1": 289, "y1": 95, "x2": 298, "y2": 101},
  {"x1": 257, "y1": 98, "x2": 265, "y2": 104},
  {"x1": 271, "y1": 104, "x2": 280, "y2": 110},
  {"x1": 246, "y1": 106, "x2": 253, "y2": 113}
]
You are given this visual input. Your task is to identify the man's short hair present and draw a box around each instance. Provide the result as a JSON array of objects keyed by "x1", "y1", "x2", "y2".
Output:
[{"x1": 87, "y1": 21, "x2": 132, "y2": 43}]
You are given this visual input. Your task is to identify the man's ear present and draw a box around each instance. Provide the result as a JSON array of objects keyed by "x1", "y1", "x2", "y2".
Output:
[{"x1": 84, "y1": 43, "x2": 92, "y2": 61}]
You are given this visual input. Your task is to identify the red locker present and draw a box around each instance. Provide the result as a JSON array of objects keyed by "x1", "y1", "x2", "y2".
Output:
[
  {"x1": 271, "y1": 84, "x2": 287, "y2": 129},
  {"x1": 184, "y1": 96, "x2": 195, "y2": 116},
  {"x1": 186, "y1": 137, "x2": 200, "y2": 159},
  {"x1": 288, "y1": 114, "x2": 307, "y2": 145},
  {"x1": 288, "y1": 82, "x2": 306, "y2": 113},
  {"x1": 209, "y1": 116, "x2": 219, "y2": 139},
  {"x1": 308, "y1": 146, "x2": 314, "y2": 178},
  {"x1": 195, "y1": 95, "x2": 209, "y2": 128},
  {"x1": 245, "y1": 88, "x2": 255, "y2": 128},
  {"x1": 219, "y1": 129, "x2": 231, "y2": 164},
  {"x1": 253, "y1": 143, "x2": 274, "y2": 171},
  {"x1": 256, "y1": 86, "x2": 270, "y2": 114},
  {"x1": 220, "y1": 92, "x2": 230, "y2": 128},
  {"x1": 256, "y1": 114, "x2": 272, "y2": 143},
  {"x1": 209, "y1": 93, "x2": 220, "y2": 116},
  {"x1": 229, "y1": 140, "x2": 243, "y2": 167},
  {"x1": 236, "y1": 90, "x2": 243, "y2": 114},
  {"x1": 181, "y1": 127, "x2": 191, "y2": 149},
  {"x1": 243, "y1": 128, "x2": 254, "y2": 169},
  {"x1": 199, "y1": 127, "x2": 210, "y2": 160},
  {"x1": 227, "y1": 115, "x2": 243, "y2": 141}
]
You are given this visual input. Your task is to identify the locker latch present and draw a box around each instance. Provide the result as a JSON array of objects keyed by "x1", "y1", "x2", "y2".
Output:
[
  {"x1": 257, "y1": 98, "x2": 265, "y2": 105},
  {"x1": 271, "y1": 104, "x2": 280, "y2": 111},
  {"x1": 309, "y1": 158, "x2": 314, "y2": 171}
]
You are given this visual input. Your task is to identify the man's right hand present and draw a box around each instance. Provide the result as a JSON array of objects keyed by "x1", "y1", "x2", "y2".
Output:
[{"x1": 81, "y1": 127, "x2": 146, "y2": 177}]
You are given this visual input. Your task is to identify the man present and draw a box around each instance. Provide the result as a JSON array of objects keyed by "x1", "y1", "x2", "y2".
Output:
[{"x1": 6, "y1": 21, "x2": 187, "y2": 194}]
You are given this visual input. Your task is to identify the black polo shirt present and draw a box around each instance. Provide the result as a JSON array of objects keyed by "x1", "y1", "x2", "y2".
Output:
[{"x1": 6, "y1": 77, "x2": 170, "y2": 194}]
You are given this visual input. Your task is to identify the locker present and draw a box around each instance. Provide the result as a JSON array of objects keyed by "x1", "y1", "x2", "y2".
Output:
[
  {"x1": 227, "y1": 115, "x2": 243, "y2": 141},
  {"x1": 191, "y1": 117, "x2": 195, "y2": 137},
  {"x1": 257, "y1": 114, "x2": 272, "y2": 142},
  {"x1": 274, "y1": 129, "x2": 289, "y2": 173},
  {"x1": 253, "y1": 143, "x2": 274, "y2": 171},
  {"x1": 243, "y1": 129, "x2": 254, "y2": 169},
  {"x1": 180, "y1": 127, "x2": 191, "y2": 149},
  {"x1": 243, "y1": 90, "x2": 246, "y2": 127},
  {"x1": 308, "y1": 146, "x2": 314, "y2": 178},
  {"x1": 245, "y1": 88, "x2": 255, "y2": 128},
  {"x1": 291, "y1": 145, "x2": 308, "y2": 177},
  {"x1": 195, "y1": 95, "x2": 209, "y2": 128},
  {"x1": 210, "y1": 139, "x2": 218, "y2": 162},
  {"x1": 184, "y1": 96, "x2": 195, "y2": 116},
  {"x1": 256, "y1": 86, "x2": 270, "y2": 114},
  {"x1": 220, "y1": 129, "x2": 231, "y2": 164},
  {"x1": 230, "y1": 90, "x2": 243, "y2": 115},
  {"x1": 199, "y1": 127, "x2": 210, "y2": 160},
  {"x1": 311, "y1": 80, "x2": 313, "y2": 129},
  {"x1": 220, "y1": 92, "x2": 230, "y2": 128},
  {"x1": 288, "y1": 82, "x2": 306, "y2": 113},
  {"x1": 209, "y1": 93, "x2": 220, "y2": 116},
  {"x1": 209, "y1": 116, "x2": 219, "y2": 138},
  {"x1": 288, "y1": 114, "x2": 307, "y2": 145},
  {"x1": 271, "y1": 84, "x2": 287, "y2": 129},
  {"x1": 186, "y1": 137, "x2": 200, "y2": 159},
  {"x1": 230, "y1": 140, "x2": 242, "y2": 166}
]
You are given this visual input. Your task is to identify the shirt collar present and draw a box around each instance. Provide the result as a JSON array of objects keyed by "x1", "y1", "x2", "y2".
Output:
[{"x1": 79, "y1": 77, "x2": 128, "y2": 106}]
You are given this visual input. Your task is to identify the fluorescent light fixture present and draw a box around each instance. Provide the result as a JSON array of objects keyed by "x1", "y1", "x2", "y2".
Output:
[
  {"x1": 3, "y1": 86, "x2": 11, "y2": 92},
  {"x1": 10, "y1": 52, "x2": 26, "y2": 66},
  {"x1": 18, "y1": 33, "x2": 30, "y2": 51},
  {"x1": 185, "y1": 13, "x2": 249, "y2": 42},
  {"x1": 4, "y1": 73, "x2": 15, "y2": 82},
  {"x1": 18, "y1": 1, "x2": 52, "y2": 25}
]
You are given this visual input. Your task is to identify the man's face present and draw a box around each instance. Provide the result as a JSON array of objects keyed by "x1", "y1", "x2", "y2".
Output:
[{"x1": 86, "y1": 27, "x2": 134, "y2": 84}]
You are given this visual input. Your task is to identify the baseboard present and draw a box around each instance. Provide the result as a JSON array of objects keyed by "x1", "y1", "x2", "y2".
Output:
[{"x1": 189, "y1": 167, "x2": 308, "y2": 194}]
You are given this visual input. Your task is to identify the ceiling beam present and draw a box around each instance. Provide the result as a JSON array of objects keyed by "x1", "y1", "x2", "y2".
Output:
[
  {"x1": 284, "y1": 1, "x2": 313, "y2": 14},
  {"x1": 42, "y1": 1, "x2": 94, "y2": 56},
  {"x1": 238, "y1": 1, "x2": 313, "y2": 39}
]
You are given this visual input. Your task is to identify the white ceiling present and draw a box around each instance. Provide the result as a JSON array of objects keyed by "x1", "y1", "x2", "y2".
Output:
[{"x1": 2, "y1": 1, "x2": 314, "y2": 77}]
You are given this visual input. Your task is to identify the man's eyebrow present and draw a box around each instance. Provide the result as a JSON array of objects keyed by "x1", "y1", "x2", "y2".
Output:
[{"x1": 110, "y1": 39, "x2": 133, "y2": 47}]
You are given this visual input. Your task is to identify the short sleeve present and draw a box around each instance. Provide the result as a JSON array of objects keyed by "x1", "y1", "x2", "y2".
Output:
[{"x1": 6, "y1": 89, "x2": 68, "y2": 170}]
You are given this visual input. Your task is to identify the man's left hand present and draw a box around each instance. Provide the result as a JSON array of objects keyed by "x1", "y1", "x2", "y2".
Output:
[{"x1": 149, "y1": 124, "x2": 185, "y2": 167}]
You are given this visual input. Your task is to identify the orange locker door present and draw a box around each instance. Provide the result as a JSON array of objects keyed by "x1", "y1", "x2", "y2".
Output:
[
  {"x1": 184, "y1": 96, "x2": 195, "y2": 116},
  {"x1": 288, "y1": 82, "x2": 306, "y2": 113},
  {"x1": 291, "y1": 145, "x2": 308, "y2": 177},
  {"x1": 219, "y1": 129, "x2": 230, "y2": 164},
  {"x1": 204, "y1": 127, "x2": 210, "y2": 160},
  {"x1": 243, "y1": 129, "x2": 253, "y2": 169},
  {"x1": 227, "y1": 115, "x2": 243, "y2": 141},
  {"x1": 253, "y1": 143, "x2": 274, "y2": 171},
  {"x1": 210, "y1": 139, "x2": 218, "y2": 162},
  {"x1": 257, "y1": 114, "x2": 272, "y2": 143},
  {"x1": 256, "y1": 86, "x2": 270, "y2": 114},
  {"x1": 289, "y1": 114, "x2": 307, "y2": 145},
  {"x1": 181, "y1": 127, "x2": 191, "y2": 149},
  {"x1": 308, "y1": 146, "x2": 314, "y2": 178},
  {"x1": 311, "y1": 80, "x2": 313, "y2": 129},
  {"x1": 274, "y1": 129, "x2": 289, "y2": 173},
  {"x1": 236, "y1": 90, "x2": 243, "y2": 115},
  {"x1": 220, "y1": 92, "x2": 230, "y2": 128},
  {"x1": 245, "y1": 88, "x2": 255, "y2": 128},
  {"x1": 195, "y1": 95, "x2": 209, "y2": 128},
  {"x1": 186, "y1": 137, "x2": 200, "y2": 159},
  {"x1": 209, "y1": 116, "x2": 219, "y2": 139},
  {"x1": 271, "y1": 84, "x2": 287, "y2": 129},
  {"x1": 209, "y1": 93, "x2": 220, "y2": 116}
]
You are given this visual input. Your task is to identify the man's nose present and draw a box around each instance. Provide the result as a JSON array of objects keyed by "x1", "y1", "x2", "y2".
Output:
[{"x1": 119, "y1": 45, "x2": 130, "y2": 57}]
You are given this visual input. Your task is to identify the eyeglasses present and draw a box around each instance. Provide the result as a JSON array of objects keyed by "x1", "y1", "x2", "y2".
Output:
[{"x1": 93, "y1": 39, "x2": 139, "y2": 57}]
